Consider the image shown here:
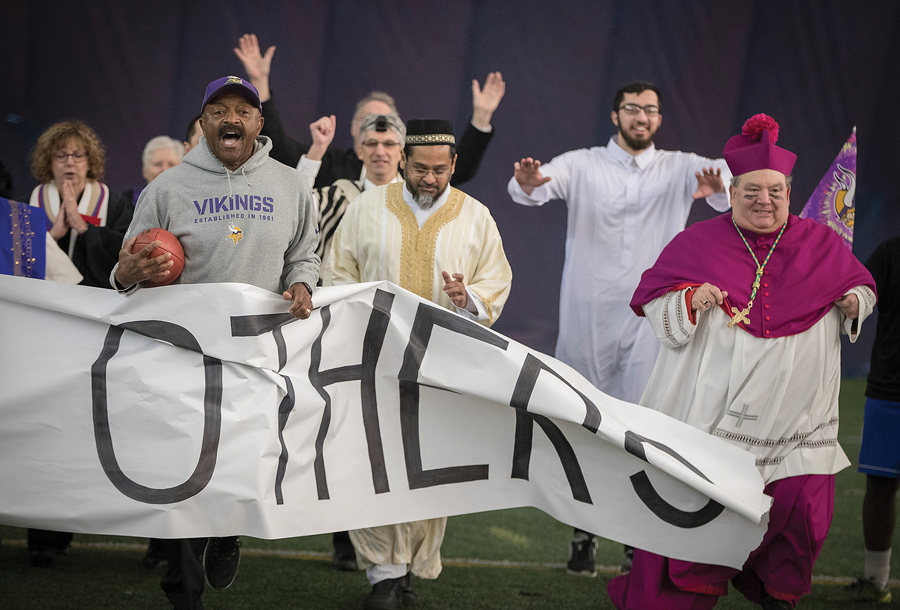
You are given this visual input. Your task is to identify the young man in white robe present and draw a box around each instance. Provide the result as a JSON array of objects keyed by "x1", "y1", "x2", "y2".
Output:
[{"x1": 508, "y1": 81, "x2": 732, "y2": 576}]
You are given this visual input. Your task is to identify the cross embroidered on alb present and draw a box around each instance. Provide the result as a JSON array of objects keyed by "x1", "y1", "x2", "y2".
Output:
[{"x1": 726, "y1": 403, "x2": 758, "y2": 428}]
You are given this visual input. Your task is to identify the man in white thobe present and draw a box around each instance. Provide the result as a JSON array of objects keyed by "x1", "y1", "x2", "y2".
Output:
[
  {"x1": 328, "y1": 119, "x2": 512, "y2": 610},
  {"x1": 507, "y1": 80, "x2": 732, "y2": 575}
]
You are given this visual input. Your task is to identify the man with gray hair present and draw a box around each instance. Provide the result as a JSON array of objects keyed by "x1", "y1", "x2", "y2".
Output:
[{"x1": 307, "y1": 112, "x2": 405, "y2": 279}]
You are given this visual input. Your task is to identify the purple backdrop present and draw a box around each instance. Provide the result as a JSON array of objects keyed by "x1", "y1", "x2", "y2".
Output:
[{"x1": 2, "y1": 0, "x2": 898, "y2": 374}]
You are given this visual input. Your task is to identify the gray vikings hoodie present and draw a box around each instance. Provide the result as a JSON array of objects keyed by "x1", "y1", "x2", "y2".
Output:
[{"x1": 126, "y1": 136, "x2": 320, "y2": 292}]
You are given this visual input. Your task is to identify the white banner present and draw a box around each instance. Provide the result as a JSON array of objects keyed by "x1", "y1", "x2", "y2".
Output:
[{"x1": 0, "y1": 275, "x2": 770, "y2": 568}]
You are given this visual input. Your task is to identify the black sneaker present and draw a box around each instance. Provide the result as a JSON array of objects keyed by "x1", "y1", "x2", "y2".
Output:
[
  {"x1": 566, "y1": 531, "x2": 598, "y2": 577},
  {"x1": 332, "y1": 537, "x2": 358, "y2": 571},
  {"x1": 364, "y1": 577, "x2": 403, "y2": 610},
  {"x1": 142, "y1": 540, "x2": 168, "y2": 569},
  {"x1": 399, "y1": 572, "x2": 417, "y2": 607},
  {"x1": 203, "y1": 536, "x2": 241, "y2": 590}
]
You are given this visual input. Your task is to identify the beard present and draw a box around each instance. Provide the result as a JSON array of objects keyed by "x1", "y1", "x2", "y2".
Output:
[
  {"x1": 409, "y1": 180, "x2": 448, "y2": 210},
  {"x1": 618, "y1": 126, "x2": 653, "y2": 152},
  {"x1": 414, "y1": 192, "x2": 437, "y2": 209}
]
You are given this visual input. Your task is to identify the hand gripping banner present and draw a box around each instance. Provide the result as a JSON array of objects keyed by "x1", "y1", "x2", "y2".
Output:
[{"x1": 0, "y1": 276, "x2": 771, "y2": 568}]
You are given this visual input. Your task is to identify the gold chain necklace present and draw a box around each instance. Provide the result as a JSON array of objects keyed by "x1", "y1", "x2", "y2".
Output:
[{"x1": 727, "y1": 219, "x2": 787, "y2": 328}]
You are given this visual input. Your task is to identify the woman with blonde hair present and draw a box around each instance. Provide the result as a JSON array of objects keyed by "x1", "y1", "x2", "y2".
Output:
[{"x1": 29, "y1": 120, "x2": 132, "y2": 288}]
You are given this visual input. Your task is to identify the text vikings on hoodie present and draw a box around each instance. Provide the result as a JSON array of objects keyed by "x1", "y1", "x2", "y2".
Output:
[{"x1": 127, "y1": 136, "x2": 320, "y2": 292}]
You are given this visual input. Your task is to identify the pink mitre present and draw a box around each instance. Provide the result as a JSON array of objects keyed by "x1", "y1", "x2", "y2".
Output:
[{"x1": 723, "y1": 114, "x2": 797, "y2": 177}]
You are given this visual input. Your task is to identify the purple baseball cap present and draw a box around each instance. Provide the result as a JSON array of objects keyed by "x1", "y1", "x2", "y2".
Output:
[
  {"x1": 200, "y1": 76, "x2": 262, "y2": 113},
  {"x1": 723, "y1": 114, "x2": 796, "y2": 177}
]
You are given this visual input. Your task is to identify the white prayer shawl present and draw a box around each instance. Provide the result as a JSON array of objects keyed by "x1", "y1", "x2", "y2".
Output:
[
  {"x1": 313, "y1": 174, "x2": 403, "y2": 275},
  {"x1": 507, "y1": 138, "x2": 731, "y2": 403},
  {"x1": 30, "y1": 181, "x2": 111, "y2": 260},
  {"x1": 640, "y1": 285, "x2": 876, "y2": 483},
  {"x1": 44, "y1": 234, "x2": 82, "y2": 283},
  {"x1": 30, "y1": 181, "x2": 111, "y2": 227}
]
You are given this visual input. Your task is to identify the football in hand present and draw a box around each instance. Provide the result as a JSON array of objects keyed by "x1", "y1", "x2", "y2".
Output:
[{"x1": 130, "y1": 228, "x2": 185, "y2": 287}]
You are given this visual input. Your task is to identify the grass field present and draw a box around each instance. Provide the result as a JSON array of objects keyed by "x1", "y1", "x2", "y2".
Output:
[{"x1": 0, "y1": 378, "x2": 892, "y2": 609}]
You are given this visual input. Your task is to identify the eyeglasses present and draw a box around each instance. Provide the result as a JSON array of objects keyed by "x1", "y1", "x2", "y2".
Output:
[
  {"x1": 618, "y1": 104, "x2": 660, "y2": 116},
  {"x1": 408, "y1": 166, "x2": 451, "y2": 178},
  {"x1": 53, "y1": 151, "x2": 88, "y2": 163},
  {"x1": 362, "y1": 140, "x2": 401, "y2": 150}
]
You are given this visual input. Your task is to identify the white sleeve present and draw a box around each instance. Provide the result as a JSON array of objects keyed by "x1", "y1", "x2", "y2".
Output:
[
  {"x1": 455, "y1": 286, "x2": 489, "y2": 322},
  {"x1": 296, "y1": 155, "x2": 321, "y2": 190},
  {"x1": 641, "y1": 287, "x2": 700, "y2": 348},
  {"x1": 506, "y1": 152, "x2": 572, "y2": 207},
  {"x1": 840, "y1": 285, "x2": 877, "y2": 342},
  {"x1": 706, "y1": 190, "x2": 730, "y2": 212},
  {"x1": 682, "y1": 154, "x2": 732, "y2": 212},
  {"x1": 44, "y1": 233, "x2": 83, "y2": 284},
  {"x1": 507, "y1": 175, "x2": 548, "y2": 207}
]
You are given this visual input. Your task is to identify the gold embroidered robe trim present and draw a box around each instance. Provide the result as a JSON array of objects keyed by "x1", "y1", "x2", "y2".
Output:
[{"x1": 384, "y1": 182, "x2": 465, "y2": 300}]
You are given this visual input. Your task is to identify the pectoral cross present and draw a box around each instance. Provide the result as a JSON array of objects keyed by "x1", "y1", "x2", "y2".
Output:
[{"x1": 728, "y1": 307, "x2": 750, "y2": 328}]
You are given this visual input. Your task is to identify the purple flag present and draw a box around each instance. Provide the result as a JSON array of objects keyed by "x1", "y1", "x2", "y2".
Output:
[{"x1": 800, "y1": 128, "x2": 856, "y2": 250}]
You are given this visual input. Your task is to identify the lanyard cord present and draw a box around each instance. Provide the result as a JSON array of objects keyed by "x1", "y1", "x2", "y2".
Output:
[{"x1": 727, "y1": 218, "x2": 787, "y2": 328}]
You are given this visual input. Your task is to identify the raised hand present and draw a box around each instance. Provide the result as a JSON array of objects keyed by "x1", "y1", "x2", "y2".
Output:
[
  {"x1": 692, "y1": 167, "x2": 725, "y2": 199},
  {"x1": 441, "y1": 271, "x2": 469, "y2": 309},
  {"x1": 471, "y1": 72, "x2": 506, "y2": 130},
  {"x1": 233, "y1": 33, "x2": 274, "y2": 101},
  {"x1": 513, "y1": 157, "x2": 552, "y2": 195},
  {"x1": 306, "y1": 115, "x2": 337, "y2": 161}
]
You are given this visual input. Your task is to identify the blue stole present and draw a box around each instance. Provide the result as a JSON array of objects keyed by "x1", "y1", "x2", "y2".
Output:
[{"x1": 1, "y1": 197, "x2": 47, "y2": 279}]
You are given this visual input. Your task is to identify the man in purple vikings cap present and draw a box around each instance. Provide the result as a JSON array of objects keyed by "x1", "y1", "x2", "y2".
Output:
[
  {"x1": 607, "y1": 115, "x2": 877, "y2": 609},
  {"x1": 113, "y1": 75, "x2": 319, "y2": 610}
]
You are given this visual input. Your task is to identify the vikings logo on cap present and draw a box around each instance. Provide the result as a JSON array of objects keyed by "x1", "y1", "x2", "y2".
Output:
[
  {"x1": 201, "y1": 76, "x2": 263, "y2": 113},
  {"x1": 227, "y1": 223, "x2": 243, "y2": 245}
]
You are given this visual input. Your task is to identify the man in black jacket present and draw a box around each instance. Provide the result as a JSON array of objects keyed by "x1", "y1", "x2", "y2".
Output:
[{"x1": 233, "y1": 33, "x2": 505, "y2": 190}]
